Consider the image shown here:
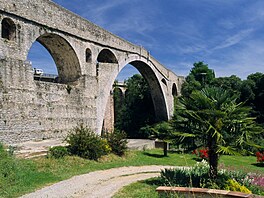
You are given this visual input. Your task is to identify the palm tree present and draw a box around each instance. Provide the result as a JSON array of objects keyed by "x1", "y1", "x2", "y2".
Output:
[{"x1": 173, "y1": 86, "x2": 262, "y2": 179}]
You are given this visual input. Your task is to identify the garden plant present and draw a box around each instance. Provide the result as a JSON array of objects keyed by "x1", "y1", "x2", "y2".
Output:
[
  {"x1": 172, "y1": 86, "x2": 263, "y2": 179},
  {"x1": 65, "y1": 124, "x2": 111, "y2": 160}
]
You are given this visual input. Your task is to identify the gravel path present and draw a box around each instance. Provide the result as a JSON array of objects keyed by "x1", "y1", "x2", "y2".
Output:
[{"x1": 21, "y1": 165, "x2": 176, "y2": 198}]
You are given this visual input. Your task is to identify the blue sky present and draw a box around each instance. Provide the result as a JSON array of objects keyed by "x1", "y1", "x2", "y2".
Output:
[{"x1": 28, "y1": 0, "x2": 264, "y2": 80}]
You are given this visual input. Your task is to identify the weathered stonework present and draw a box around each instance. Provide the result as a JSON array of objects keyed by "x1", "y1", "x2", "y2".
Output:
[
  {"x1": 102, "y1": 91, "x2": 115, "y2": 132},
  {"x1": 0, "y1": 0, "x2": 184, "y2": 143}
]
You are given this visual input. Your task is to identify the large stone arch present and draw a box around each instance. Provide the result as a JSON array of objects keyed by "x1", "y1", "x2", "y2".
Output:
[
  {"x1": 127, "y1": 60, "x2": 168, "y2": 121},
  {"x1": 27, "y1": 33, "x2": 81, "y2": 83},
  {"x1": 99, "y1": 54, "x2": 169, "y2": 132}
]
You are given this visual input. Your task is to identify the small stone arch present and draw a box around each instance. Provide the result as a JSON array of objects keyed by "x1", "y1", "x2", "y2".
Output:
[
  {"x1": 85, "y1": 48, "x2": 92, "y2": 63},
  {"x1": 113, "y1": 87, "x2": 125, "y2": 118},
  {"x1": 161, "y1": 78, "x2": 167, "y2": 86},
  {"x1": 97, "y1": 49, "x2": 118, "y2": 63},
  {"x1": 28, "y1": 33, "x2": 81, "y2": 83},
  {"x1": 1, "y1": 18, "x2": 16, "y2": 41},
  {"x1": 113, "y1": 87, "x2": 124, "y2": 97},
  {"x1": 172, "y1": 83, "x2": 178, "y2": 96}
]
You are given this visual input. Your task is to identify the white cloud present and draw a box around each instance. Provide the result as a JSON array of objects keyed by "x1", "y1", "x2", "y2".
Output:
[
  {"x1": 79, "y1": 0, "x2": 126, "y2": 25},
  {"x1": 203, "y1": 38, "x2": 264, "y2": 79},
  {"x1": 212, "y1": 29, "x2": 254, "y2": 50}
]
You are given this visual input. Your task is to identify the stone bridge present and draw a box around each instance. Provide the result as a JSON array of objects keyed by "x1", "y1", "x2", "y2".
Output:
[{"x1": 0, "y1": 0, "x2": 184, "y2": 143}]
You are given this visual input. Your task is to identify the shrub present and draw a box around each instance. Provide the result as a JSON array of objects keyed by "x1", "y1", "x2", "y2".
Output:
[
  {"x1": 66, "y1": 125, "x2": 111, "y2": 160},
  {"x1": 104, "y1": 130, "x2": 128, "y2": 156},
  {"x1": 160, "y1": 160, "x2": 211, "y2": 188},
  {"x1": 223, "y1": 170, "x2": 249, "y2": 186},
  {"x1": 225, "y1": 179, "x2": 252, "y2": 194},
  {"x1": 48, "y1": 146, "x2": 68, "y2": 159}
]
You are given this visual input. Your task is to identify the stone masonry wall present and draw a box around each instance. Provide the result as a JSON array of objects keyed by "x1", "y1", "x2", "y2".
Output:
[
  {"x1": 0, "y1": 0, "x2": 184, "y2": 144},
  {"x1": 0, "y1": 58, "x2": 97, "y2": 143}
]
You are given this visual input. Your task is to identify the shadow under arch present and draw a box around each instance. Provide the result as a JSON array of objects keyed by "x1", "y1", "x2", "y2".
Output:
[
  {"x1": 113, "y1": 87, "x2": 125, "y2": 124},
  {"x1": 129, "y1": 60, "x2": 168, "y2": 121},
  {"x1": 28, "y1": 33, "x2": 81, "y2": 83},
  {"x1": 1, "y1": 18, "x2": 16, "y2": 41},
  {"x1": 97, "y1": 49, "x2": 118, "y2": 63},
  {"x1": 172, "y1": 83, "x2": 178, "y2": 96}
]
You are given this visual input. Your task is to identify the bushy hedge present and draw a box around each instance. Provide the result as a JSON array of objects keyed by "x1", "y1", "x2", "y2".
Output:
[
  {"x1": 48, "y1": 146, "x2": 69, "y2": 159},
  {"x1": 104, "y1": 130, "x2": 128, "y2": 156},
  {"x1": 66, "y1": 125, "x2": 111, "y2": 160}
]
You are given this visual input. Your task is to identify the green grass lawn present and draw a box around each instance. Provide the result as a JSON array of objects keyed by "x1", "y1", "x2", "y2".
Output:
[
  {"x1": 0, "y1": 149, "x2": 263, "y2": 198},
  {"x1": 113, "y1": 180, "x2": 160, "y2": 198}
]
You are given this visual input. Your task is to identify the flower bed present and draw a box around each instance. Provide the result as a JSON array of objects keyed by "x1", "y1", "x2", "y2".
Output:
[{"x1": 159, "y1": 160, "x2": 264, "y2": 196}]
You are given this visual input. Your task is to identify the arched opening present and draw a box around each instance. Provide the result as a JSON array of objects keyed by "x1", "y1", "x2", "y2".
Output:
[
  {"x1": 28, "y1": 41, "x2": 58, "y2": 82},
  {"x1": 113, "y1": 85, "x2": 125, "y2": 103},
  {"x1": 131, "y1": 61, "x2": 167, "y2": 122},
  {"x1": 172, "y1": 83, "x2": 178, "y2": 96},
  {"x1": 113, "y1": 86, "x2": 125, "y2": 126},
  {"x1": 27, "y1": 33, "x2": 81, "y2": 83},
  {"x1": 161, "y1": 78, "x2": 167, "y2": 86},
  {"x1": 1, "y1": 18, "x2": 16, "y2": 41},
  {"x1": 172, "y1": 83, "x2": 178, "y2": 113},
  {"x1": 97, "y1": 49, "x2": 118, "y2": 63},
  {"x1": 86, "y1": 48, "x2": 92, "y2": 63},
  {"x1": 106, "y1": 62, "x2": 167, "y2": 138}
]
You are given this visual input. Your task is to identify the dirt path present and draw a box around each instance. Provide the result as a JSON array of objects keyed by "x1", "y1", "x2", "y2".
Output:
[
  {"x1": 21, "y1": 165, "x2": 175, "y2": 198},
  {"x1": 12, "y1": 139, "x2": 155, "y2": 158}
]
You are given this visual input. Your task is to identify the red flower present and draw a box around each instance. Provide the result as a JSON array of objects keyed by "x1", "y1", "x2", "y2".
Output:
[
  {"x1": 256, "y1": 151, "x2": 264, "y2": 163},
  {"x1": 193, "y1": 147, "x2": 209, "y2": 160}
]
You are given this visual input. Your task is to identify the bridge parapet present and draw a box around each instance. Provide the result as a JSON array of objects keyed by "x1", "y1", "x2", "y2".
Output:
[{"x1": 0, "y1": 0, "x2": 142, "y2": 53}]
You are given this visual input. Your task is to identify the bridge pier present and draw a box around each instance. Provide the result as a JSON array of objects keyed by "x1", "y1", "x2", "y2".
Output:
[{"x1": 0, "y1": 0, "x2": 184, "y2": 143}]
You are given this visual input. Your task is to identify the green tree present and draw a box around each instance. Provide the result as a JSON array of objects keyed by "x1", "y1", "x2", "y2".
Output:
[
  {"x1": 113, "y1": 83, "x2": 126, "y2": 132},
  {"x1": 173, "y1": 87, "x2": 262, "y2": 179},
  {"x1": 246, "y1": 72, "x2": 264, "y2": 124},
  {"x1": 239, "y1": 79, "x2": 255, "y2": 105},
  {"x1": 211, "y1": 75, "x2": 242, "y2": 96},
  {"x1": 113, "y1": 74, "x2": 155, "y2": 138},
  {"x1": 182, "y1": 62, "x2": 215, "y2": 97}
]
